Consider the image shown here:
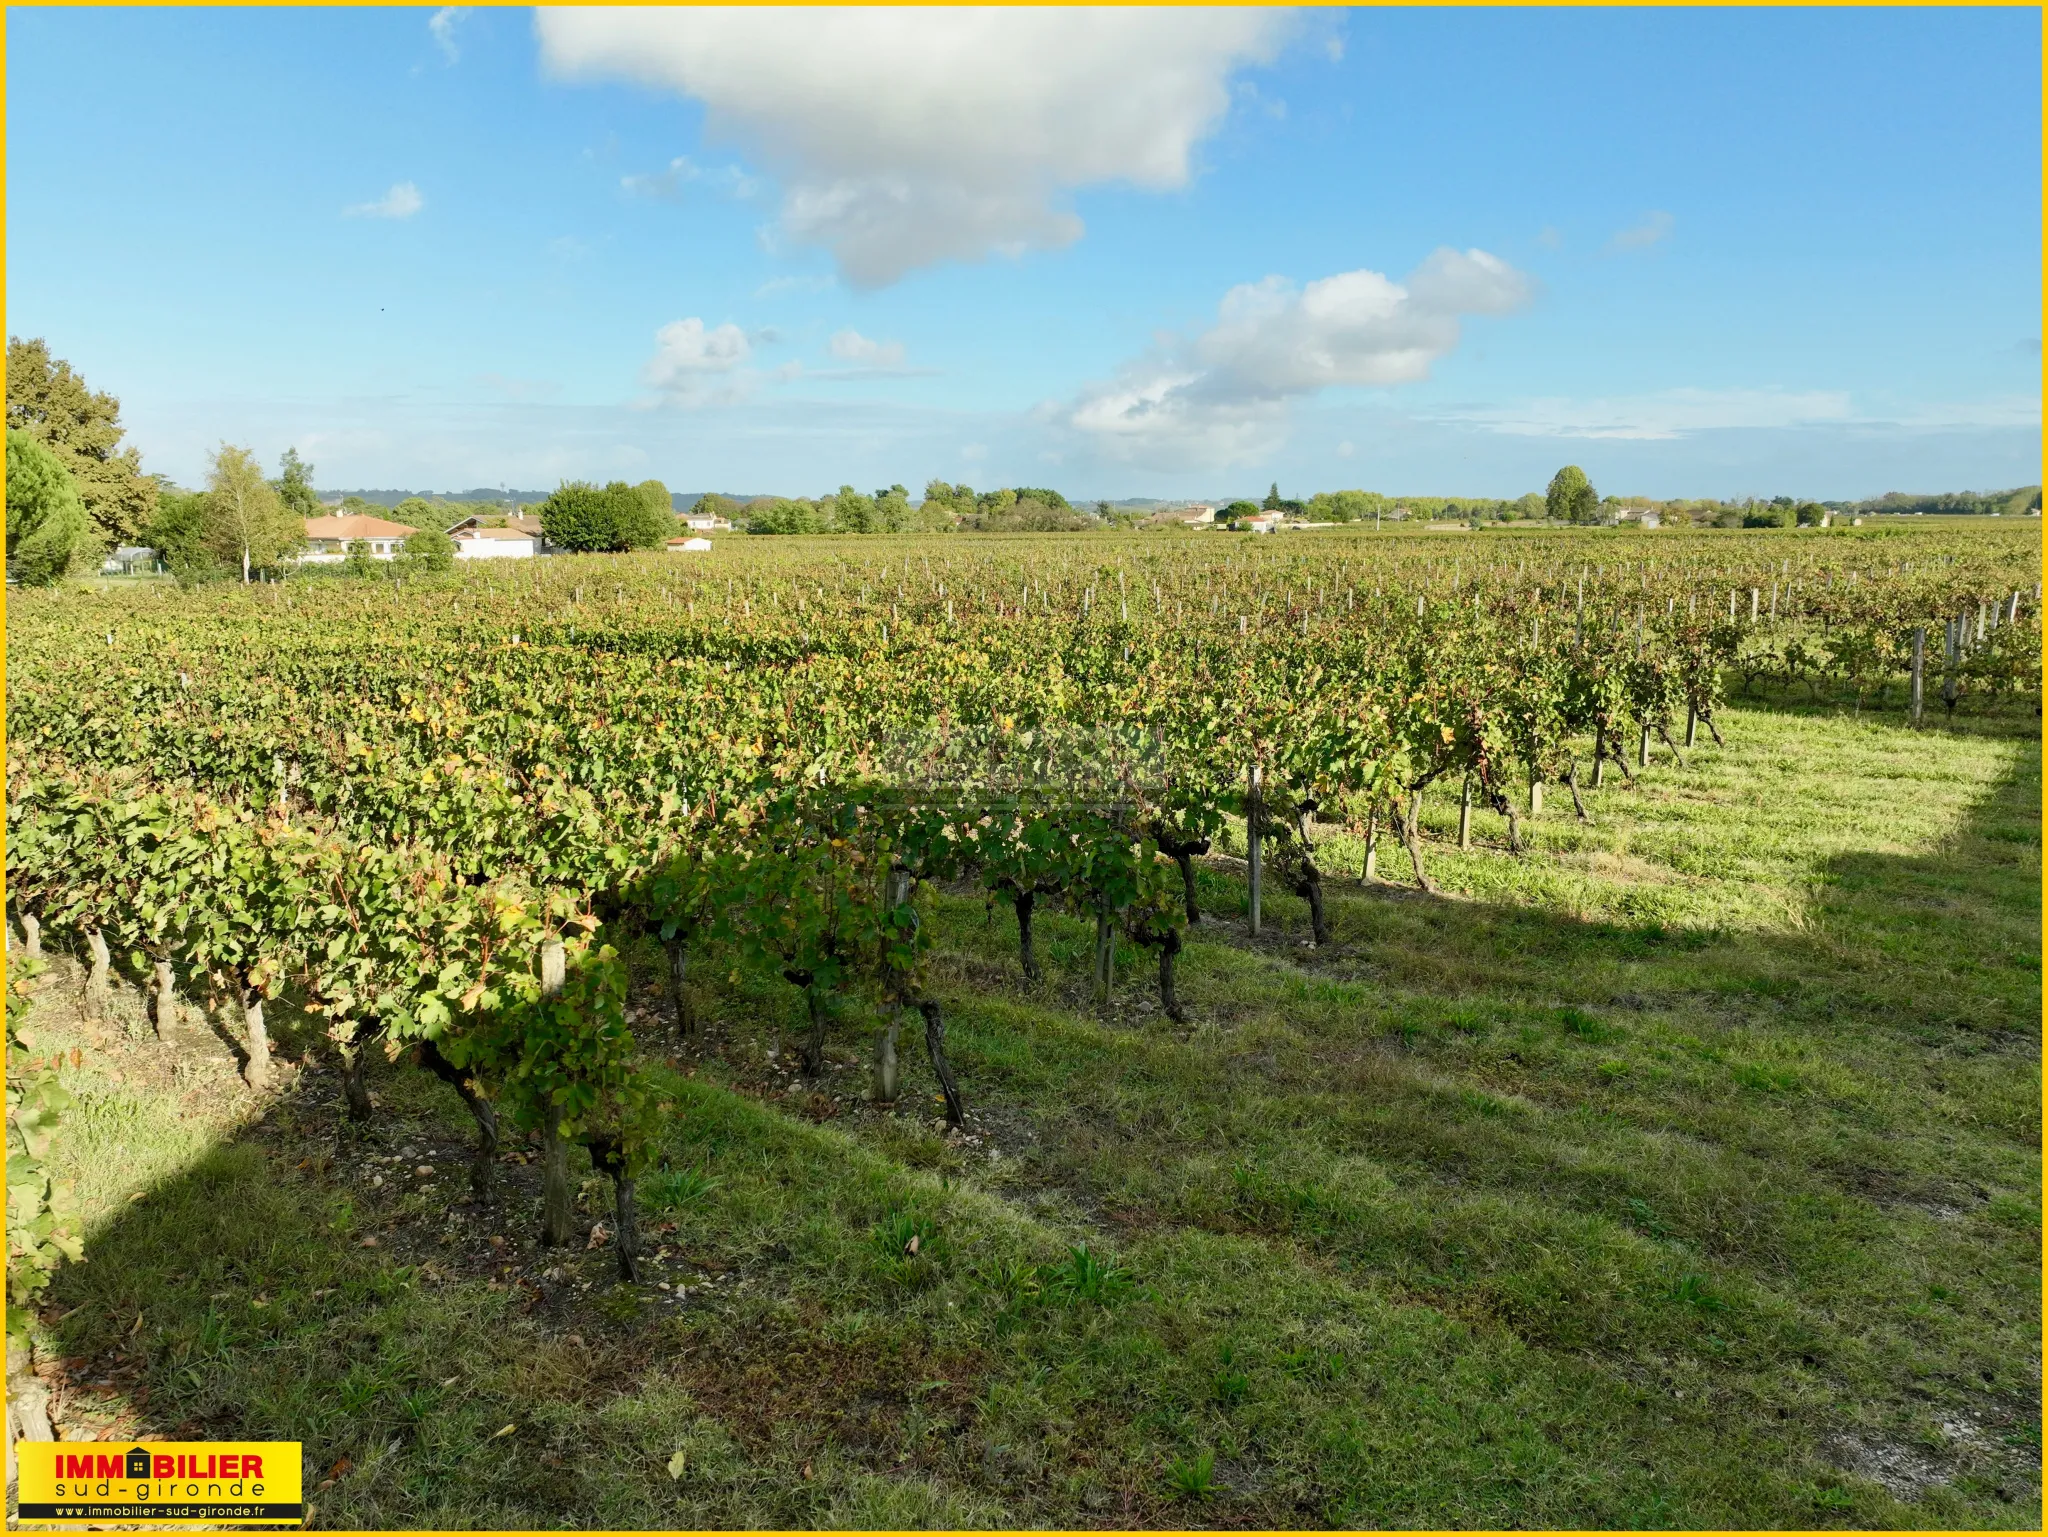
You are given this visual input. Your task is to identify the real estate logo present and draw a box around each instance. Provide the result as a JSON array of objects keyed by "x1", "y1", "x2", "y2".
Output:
[{"x1": 14, "y1": 1440, "x2": 302, "y2": 1526}]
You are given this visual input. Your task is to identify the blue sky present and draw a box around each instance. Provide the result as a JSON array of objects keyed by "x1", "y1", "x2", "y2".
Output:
[{"x1": 7, "y1": 5, "x2": 2040, "y2": 501}]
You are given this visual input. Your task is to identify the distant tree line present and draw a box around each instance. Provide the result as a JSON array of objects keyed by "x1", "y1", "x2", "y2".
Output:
[
  {"x1": 736, "y1": 482, "x2": 1094, "y2": 535},
  {"x1": 1842, "y1": 486, "x2": 2040, "y2": 518}
]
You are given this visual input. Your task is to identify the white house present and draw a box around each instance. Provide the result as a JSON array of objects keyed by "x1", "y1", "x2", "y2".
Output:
[
  {"x1": 448, "y1": 513, "x2": 554, "y2": 553},
  {"x1": 667, "y1": 535, "x2": 714, "y2": 553},
  {"x1": 301, "y1": 514, "x2": 417, "y2": 562},
  {"x1": 453, "y1": 527, "x2": 536, "y2": 559},
  {"x1": 681, "y1": 512, "x2": 732, "y2": 533}
]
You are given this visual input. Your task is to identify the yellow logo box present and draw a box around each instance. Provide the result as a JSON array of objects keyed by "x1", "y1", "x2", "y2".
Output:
[{"x1": 15, "y1": 1441, "x2": 302, "y2": 1526}]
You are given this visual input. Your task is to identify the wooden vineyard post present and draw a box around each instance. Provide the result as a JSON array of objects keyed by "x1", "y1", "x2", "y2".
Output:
[
  {"x1": 874, "y1": 869, "x2": 906, "y2": 1103},
  {"x1": 1639, "y1": 722, "x2": 1652, "y2": 768},
  {"x1": 1593, "y1": 725, "x2": 1606, "y2": 787},
  {"x1": 1458, "y1": 774, "x2": 1473, "y2": 851},
  {"x1": 1685, "y1": 706, "x2": 1698, "y2": 749},
  {"x1": 1362, "y1": 804, "x2": 1379, "y2": 881},
  {"x1": 1750, "y1": 588, "x2": 1759, "y2": 621},
  {"x1": 153, "y1": 959, "x2": 177, "y2": 1038},
  {"x1": 1910, "y1": 627, "x2": 1926, "y2": 725},
  {"x1": 84, "y1": 930, "x2": 111, "y2": 1020},
  {"x1": 1529, "y1": 777, "x2": 1544, "y2": 818},
  {"x1": 1093, "y1": 906, "x2": 1113, "y2": 1005},
  {"x1": 240, "y1": 978, "x2": 272, "y2": 1090},
  {"x1": 17, "y1": 913, "x2": 40, "y2": 961},
  {"x1": 1942, "y1": 618, "x2": 1961, "y2": 720},
  {"x1": 1247, "y1": 764, "x2": 1263, "y2": 937},
  {"x1": 538, "y1": 938, "x2": 574, "y2": 1247}
]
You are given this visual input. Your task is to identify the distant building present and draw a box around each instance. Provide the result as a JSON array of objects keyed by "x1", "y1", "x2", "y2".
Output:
[
  {"x1": 302, "y1": 514, "x2": 417, "y2": 562},
  {"x1": 681, "y1": 512, "x2": 733, "y2": 533},
  {"x1": 447, "y1": 513, "x2": 556, "y2": 553},
  {"x1": 100, "y1": 545, "x2": 159, "y2": 575},
  {"x1": 667, "y1": 535, "x2": 714, "y2": 553},
  {"x1": 453, "y1": 527, "x2": 536, "y2": 559}
]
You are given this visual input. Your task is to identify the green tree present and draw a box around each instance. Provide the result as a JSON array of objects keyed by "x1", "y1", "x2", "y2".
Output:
[
  {"x1": 142, "y1": 489, "x2": 223, "y2": 582},
  {"x1": 873, "y1": 484, "x2": 913, "y2": 532},
  {"x1": 1011, "y1": 486, "x2": 1070, "y2": 510},
  {"x1": 396, "y1": 524, "x2": 456, "y2": 574},
  {"x1": 1545, "y1": 465, "x2": 1599, "y2": 524},
  {"x1": 831, "y1": 485, "x2": 878, "y2": 533},
  {"x1": 538, "y1": 481, "x2": 621, "y2": 551},
  {"x1": 205, "y1": 443, "x2": 302, "y2": 581},
  {"x1": 1262, "y1": 482, "x2": 1283, "y2": 510},
  {"x1": 5, "y1": 337, "x2": 157, "y2": 543},
  {"x1": 746, "y1": 499, "x2": 827, "y2": 535},
  {"x1": 626, "y1": 480, "x2": 678, "y2": 547},
  {"x1": 342, "y1": 539, "x2": 382, "y2": 580},
  {"x1": 608, "y1": 480, "x2": 672, "y2": 549},
  {"x1": 272, "y1": 448, "x2": 320, "y2": 518},
  {"x1": 5, "y1": 428, "x2": 100, "y2": 584},
  {"x1": 1794, "y1": 502, "x2": 1827, "y2": 527}
]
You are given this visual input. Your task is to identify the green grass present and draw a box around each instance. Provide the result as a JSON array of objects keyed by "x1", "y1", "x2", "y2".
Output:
[{"x1": 24, "y1": 695, "x2": 2040, "y2": 1529}]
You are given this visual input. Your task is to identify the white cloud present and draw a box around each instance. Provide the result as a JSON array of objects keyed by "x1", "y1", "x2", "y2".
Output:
[
  {"x1": 827, "y1": 329, "x2": 906, "y2": 367},
  {"x1": 535, "y1": 6, "x2": 1294, "y2": 287},
  {"x1": 1436, "y1": 388, "x2": 1856, "y2": 441},
  {"x1": 344, "y1": 182, "x2": 425, "y2": 220},
  {"x1": 642, "y1": 318, "x2": 752, "y2": 402},
  {"x1": 1324, "y1": 35, "x2": 1345, "y2": 63},
  {"x1": 1336, "y1": 440, "x2": 1355, "y2": 459},
  {"x1": 1611, "y1": 210, "x2": 1675, "y2": 251},
  {"x1": 430, "y1": 8, "x2": 471, "y2": 63},
  {"x1": 1536, "y1": 225, "x2": 1563, "y2": 249},
  {"x1": 1068, "y1": 247, "x2": 1533, "y2": 465}
]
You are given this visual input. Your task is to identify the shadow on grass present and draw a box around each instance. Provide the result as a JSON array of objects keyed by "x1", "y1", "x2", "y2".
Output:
[{"x1": 24, "y1": 714, "x2": 2041, "y2": 1530}]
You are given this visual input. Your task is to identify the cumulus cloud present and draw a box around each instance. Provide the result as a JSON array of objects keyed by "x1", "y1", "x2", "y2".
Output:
[
  {"x1": 430, "y1": 8, "x2": 470, "y2": 63},
  {"x1": 344, "y1": 182, "x2": 425, "y2": 219},
  {"x1": 535, "y1": 6, "x2": 1293, "y2": 286},
  {"x1": 642, "y1": 318, "x2": 752, "y2": 401},
  {"x1": 1068, "y1": 248, "x2": 1533, "y2": 465},
  {"x1": 1611, "y1": 210, "x2": 1675, "y2": 251}
]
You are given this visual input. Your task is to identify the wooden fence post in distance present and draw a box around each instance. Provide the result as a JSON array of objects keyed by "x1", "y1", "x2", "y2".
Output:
[{"x1": 1910, "y1": 627, "x2": 1925, "y2": 726}]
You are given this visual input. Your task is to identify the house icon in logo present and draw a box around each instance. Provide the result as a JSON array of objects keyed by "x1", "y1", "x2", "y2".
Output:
[{"x1": 125, "y1": 1446, "x2": 152, "y2": 1479}]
